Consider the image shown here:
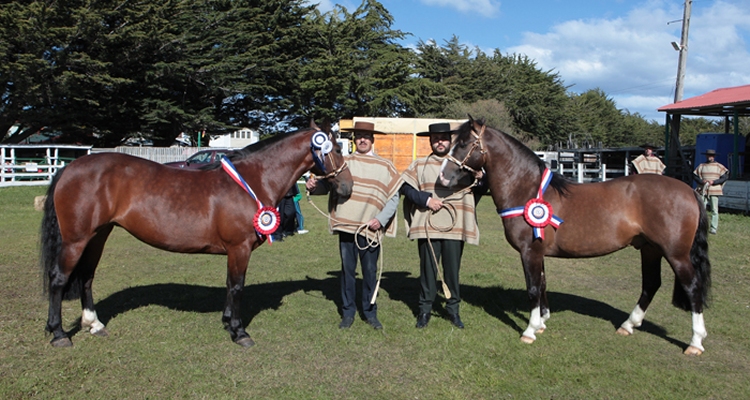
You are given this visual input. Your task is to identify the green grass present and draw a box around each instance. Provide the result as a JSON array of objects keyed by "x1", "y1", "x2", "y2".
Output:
[{"x1": 1, "y1": 185, "x2": 749, "y2": 398}]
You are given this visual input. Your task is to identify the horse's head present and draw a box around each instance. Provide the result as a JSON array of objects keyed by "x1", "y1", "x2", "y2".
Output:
[
  {"x1": 308, "y1": 120, "x2": 353, "y2": 197},
  {"x1": 440, "y1": 116, "x2": 486, "y2": 188}
]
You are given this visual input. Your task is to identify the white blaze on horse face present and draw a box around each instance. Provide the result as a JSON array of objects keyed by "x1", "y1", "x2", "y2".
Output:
[
  {"x1": 81, "y1": 308, "x2": 106, "y2": 334},
  {"x1": 619, "y1": 305, "x2": 646, "y2": 334},
  {"x1": 439, "y1": 158, "x2": 451, "y2": 187}
]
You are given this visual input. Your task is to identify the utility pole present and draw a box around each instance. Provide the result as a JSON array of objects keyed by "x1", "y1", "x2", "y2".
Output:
[{"x1": 674, "y1": 0, "x2": 692, "y2": 102}]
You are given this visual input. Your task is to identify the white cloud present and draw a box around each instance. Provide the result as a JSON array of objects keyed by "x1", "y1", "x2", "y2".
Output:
[
  {"x1": 506, "y1": 1, "x2": 750, "y2": 120},
  {"x1": 420, "y1": 0, "x2": 500, "y2": 17}
]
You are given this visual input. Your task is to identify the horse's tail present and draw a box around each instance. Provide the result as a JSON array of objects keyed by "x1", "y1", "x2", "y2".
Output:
[
  {"x1": 673, "y1": 191, "x2": 711, "y2": 311},
  {"x1": 40, "y1": 167, "x2": 82, "y2": 300}
]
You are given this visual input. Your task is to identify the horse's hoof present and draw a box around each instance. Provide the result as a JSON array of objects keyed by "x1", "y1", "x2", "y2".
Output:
[
  {"x1": 51, "y1": 337, "x2": 73, "y2": 347},
  {"x1": 535, "y1": 328, "x2": 546, "y2": 334},
  {"x1": 235, "y1": 337, "x2": 255, "y2": 348},
  {"x1": 684, "y1": 346, "x2": 703, "y2": 356},
  {"x1": 615, "y1": 327, "x2": 632, "y2": 336},
  {"x1": 520, "y1": 335, "x2": 535, "y2": 344},
  {"x1": 91, "y1": 328, "x2": 109, "y2": 337}
]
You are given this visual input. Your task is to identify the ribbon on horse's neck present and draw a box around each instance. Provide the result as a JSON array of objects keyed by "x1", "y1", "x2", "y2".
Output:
[
  {"x1": 444, "y1": 124, "x2": 486, "y2": 174},
  {"x1": 499, "y1": 168, "x2": 563, "y2": 240},
  {"x1": 220, "y1": 156, "x2": 277, "y2": 244}
]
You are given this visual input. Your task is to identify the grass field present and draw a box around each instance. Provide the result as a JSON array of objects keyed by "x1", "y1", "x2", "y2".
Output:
[{"x1": 1, "y1": 185, "x2": 749, "y2": 398}]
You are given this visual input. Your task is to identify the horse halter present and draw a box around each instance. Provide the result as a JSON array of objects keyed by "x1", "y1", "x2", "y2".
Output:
[
  {"x1": 311, "y1": 131, "x2": 348, "y2": 180},
  {"x1": 444, "y1": 124, "x2": 486, "y2": 173}
]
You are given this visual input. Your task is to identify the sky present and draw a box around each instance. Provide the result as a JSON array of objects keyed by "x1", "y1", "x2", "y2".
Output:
[{"x1": 311, "y1": 0, "x2": 750, "y2": 122}]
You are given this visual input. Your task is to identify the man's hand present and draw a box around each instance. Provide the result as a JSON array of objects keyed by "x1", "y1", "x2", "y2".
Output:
[
  {"x1": 367, "y1": 218, "x2": 382, "y2": 231},
  {"x1": 306, "y1": 176, "x2": 317, "y2": 191},
  {"x1": 426, "y1": 196, "x2": 443, "y2": 212}
]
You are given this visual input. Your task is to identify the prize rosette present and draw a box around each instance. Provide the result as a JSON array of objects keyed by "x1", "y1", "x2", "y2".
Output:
[
  {"x1": 311, "y1": 132, "x2": 329, "y2": 148},
  {"x1": 254, "y1": 206, "x2": 280, "y2": 235},
  {"x1": 523, "y1": 198, "x2": 553, "y2": 228}
]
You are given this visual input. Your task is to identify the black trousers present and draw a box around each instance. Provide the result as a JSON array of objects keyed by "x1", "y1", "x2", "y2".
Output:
[
  {"x1": 417, "y1": 239, "x2": 464, "y2": 315},
  {"x1": 338, "y1": 232, "x2": 379, "y2": 319}
]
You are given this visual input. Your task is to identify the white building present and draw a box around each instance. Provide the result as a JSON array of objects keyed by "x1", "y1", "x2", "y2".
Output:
[{"x1": 210, "y1": 128, "x2": 259, "y2": 148}]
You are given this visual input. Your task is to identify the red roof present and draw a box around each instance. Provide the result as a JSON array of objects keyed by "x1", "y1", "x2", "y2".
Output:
[{"x1": 658, "y1": 84, "x2": 750, "y2": 116}]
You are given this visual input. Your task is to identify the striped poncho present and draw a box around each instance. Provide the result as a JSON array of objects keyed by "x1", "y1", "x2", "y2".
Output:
[
  {"x1": 329, "y1": 153, "x2": 402, "y2": 237},
  {"x1": 401, "y1": 154, "x2": 479, "y2": 245},
  {"x1": 694, "y1": 161, "x2": 729, "y2": 196},
  {"x1": 632, "y1": 154, "x2": 665, "y2": 174}
]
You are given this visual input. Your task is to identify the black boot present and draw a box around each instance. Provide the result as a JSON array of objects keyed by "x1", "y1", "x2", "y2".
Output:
[
  {"x1": 449, "y1": 313, "x2": 464, "y2": 329},
  {"x1": 416, "y1": 313, "x2": 431, "y2": 328}
]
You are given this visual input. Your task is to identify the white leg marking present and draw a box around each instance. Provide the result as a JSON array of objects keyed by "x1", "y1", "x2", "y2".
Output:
[
  {"x1": 82, "y1": 309, "x2": 106, "y2": 334},
  {"x1": 689, "y1": 312, "x2": 707, "y2": 352},
  {"x1": 619, "y1": 305, "x2": 646, "y2": 334},
  {"x1": 523, "y1": 306, "x2": 543, "y2": 341}
]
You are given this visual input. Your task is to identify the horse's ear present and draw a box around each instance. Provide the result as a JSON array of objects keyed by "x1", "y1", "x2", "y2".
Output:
[
  {"x1": 310, "y1": 119, "x2": 321, "y2": 131},
  {"x1": 467, "y1": 114, "x2": 483, "y2": 131}
]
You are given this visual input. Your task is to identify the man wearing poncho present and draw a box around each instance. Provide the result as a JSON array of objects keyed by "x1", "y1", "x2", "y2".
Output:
[
  {"x1": 631, "y1": 143, "x2": 665, "y2": 175},
  {"x1": 693, "y1": 149, "x2": 729, "y2": 234},
  {"x1": 307, "y1": 121, "x2": 401, "y2": 330},
  {"x1": 400, "y1": 122, "x2": 484, "y2": 329}
]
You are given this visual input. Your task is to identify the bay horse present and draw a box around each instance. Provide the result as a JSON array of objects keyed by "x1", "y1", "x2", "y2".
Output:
[
  {"x1": 439, "y1": 117, "x2": 711, "y2": 355},
  {"x1": 40, "y1": 122, "x2": 352, "y2": 348}
]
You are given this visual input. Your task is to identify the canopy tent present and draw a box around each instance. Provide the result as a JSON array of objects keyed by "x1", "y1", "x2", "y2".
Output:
[{"x1": 657, "y1": 84, "x2": 750, "y2": 180}]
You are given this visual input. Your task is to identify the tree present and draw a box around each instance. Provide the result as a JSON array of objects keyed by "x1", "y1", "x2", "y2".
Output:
[
  {"x1": 290, "y1": 0, "x2": 413, "y2": 127},
  {"x1": 1, "y1": 0, "x2": 314, "y2": 145}
]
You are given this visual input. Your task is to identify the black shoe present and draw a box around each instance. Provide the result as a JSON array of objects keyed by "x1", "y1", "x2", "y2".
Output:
[
  {"x1": 339, "y1": 316, "x2": 354, "y2": 329},
  {"x1": 367, "y1": 317, "x2": 383, "y2": 330},
  {"x1": 416, "y1": 313, "x2": 431, "y2": 328},
  {"x1": 449, "y1": 313, "x2": 464, "y2": 329}
]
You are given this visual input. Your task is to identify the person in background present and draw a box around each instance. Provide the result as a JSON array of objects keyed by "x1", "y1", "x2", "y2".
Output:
[
  {"x1": 272, "y1": 185, "x2": 298, "y2": 241},
  {"x1": 631, "y1": 143, "x2": 665, "y2": 175},
  {"x1": 306, "y1": 121, "x2": 401, "y2": 330},
  {"x1": 292, "y1": 182, "x2": 308, "y2": 234},
  {"x1": 694, "y1": 149, "x2": 729, "y2": 234}
]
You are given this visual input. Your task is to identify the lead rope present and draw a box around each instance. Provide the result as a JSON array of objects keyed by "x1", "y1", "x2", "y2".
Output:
[
  {"x1": 305, "y1": 190, "x2": 386, "y2": 304},
  {"x1": 423, "y1": 179, "x2": 478, "y2": 299}
]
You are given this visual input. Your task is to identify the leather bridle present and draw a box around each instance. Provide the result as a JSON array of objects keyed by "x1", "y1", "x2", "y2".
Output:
[{"x1": 443, "y1": 124, "x2": 486, "y2": 173}]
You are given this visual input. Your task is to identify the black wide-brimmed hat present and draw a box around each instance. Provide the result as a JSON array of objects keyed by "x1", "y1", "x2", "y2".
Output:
[
  {"x1": 340, "y1": 121, "x2": 385, "y2": 135},
  {"x1": 702, "y1": 149, "x2": 717, "y2": 156},
  {"x1": 416, "y1": 122, "x2": 456, "y2": 137}
]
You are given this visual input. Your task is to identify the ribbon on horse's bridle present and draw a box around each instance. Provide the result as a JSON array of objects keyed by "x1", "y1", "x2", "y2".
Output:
[
  {"x1": 310, "y1": 131, "x2": 349, "y2": 180},
  {"x1": 443, "y1": 124, "x2": 487, "y2": 174}
]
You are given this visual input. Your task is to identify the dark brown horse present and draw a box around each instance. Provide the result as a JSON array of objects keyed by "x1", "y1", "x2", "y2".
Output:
[
  {"x1": 440, "y1": 118, "x2": 711, "y2": 355},
  {"x1": 40, "y1": 122, "x2": 352, "y2": 347}
]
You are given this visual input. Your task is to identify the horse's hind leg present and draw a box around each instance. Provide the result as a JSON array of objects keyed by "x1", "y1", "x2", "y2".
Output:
[
  {"x1": 46, "y1": 241, "x2": 88, "y2": 347},
  {"x1": 668, "y1": 255, "x2": 708, "y2": 355},
  {"x1": 79, "y1": 227, "x2": 113, "y2": 337},
  {"x1": 618, "y1": 244, "x2": 662, "y2": 336}
]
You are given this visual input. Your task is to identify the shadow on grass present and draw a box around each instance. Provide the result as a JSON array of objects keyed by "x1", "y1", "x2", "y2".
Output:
[{"x1": 88, "y1": 272, "x2": 686, "y2": 351}]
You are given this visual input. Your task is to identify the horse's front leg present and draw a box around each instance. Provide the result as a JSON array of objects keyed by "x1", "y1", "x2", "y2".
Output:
[
  {"x1": 520, "y1": 251, "x2": 546, "y2": 343},
  {"x1": 223, "y1": 246, "x2": 254, "y2": 347}
]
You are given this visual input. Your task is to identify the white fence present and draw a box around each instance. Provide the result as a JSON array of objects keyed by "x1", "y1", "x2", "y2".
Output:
[
  {"x1": 1, "y1": 145, "x2": 92, "y2": 187},
  {"x1": 1, "y1": 145, "x2": 204, "y2": 187},
  {"x1": 92, "y1": 146, "x2": 201, "y2": 164}
]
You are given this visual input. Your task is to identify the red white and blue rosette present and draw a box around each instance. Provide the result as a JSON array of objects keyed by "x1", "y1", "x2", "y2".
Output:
[
  {"x1": 220, "y1": 156, "x2": 277, "y2": 244},
  {"x1": 498, "y1": 168, "x2": 563, "y2": 241},
  {"x1": 254, "y1": 206, "x2": 280, "y2": 235}
]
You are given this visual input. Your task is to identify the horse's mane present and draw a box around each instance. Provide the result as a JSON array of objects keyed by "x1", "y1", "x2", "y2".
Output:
[
  {"x1": 198, "y1": 127, "x2": 313, "y2": 170},
  {"x1": 463, "y1": 120, "x2": 571, "y2": 196}
]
